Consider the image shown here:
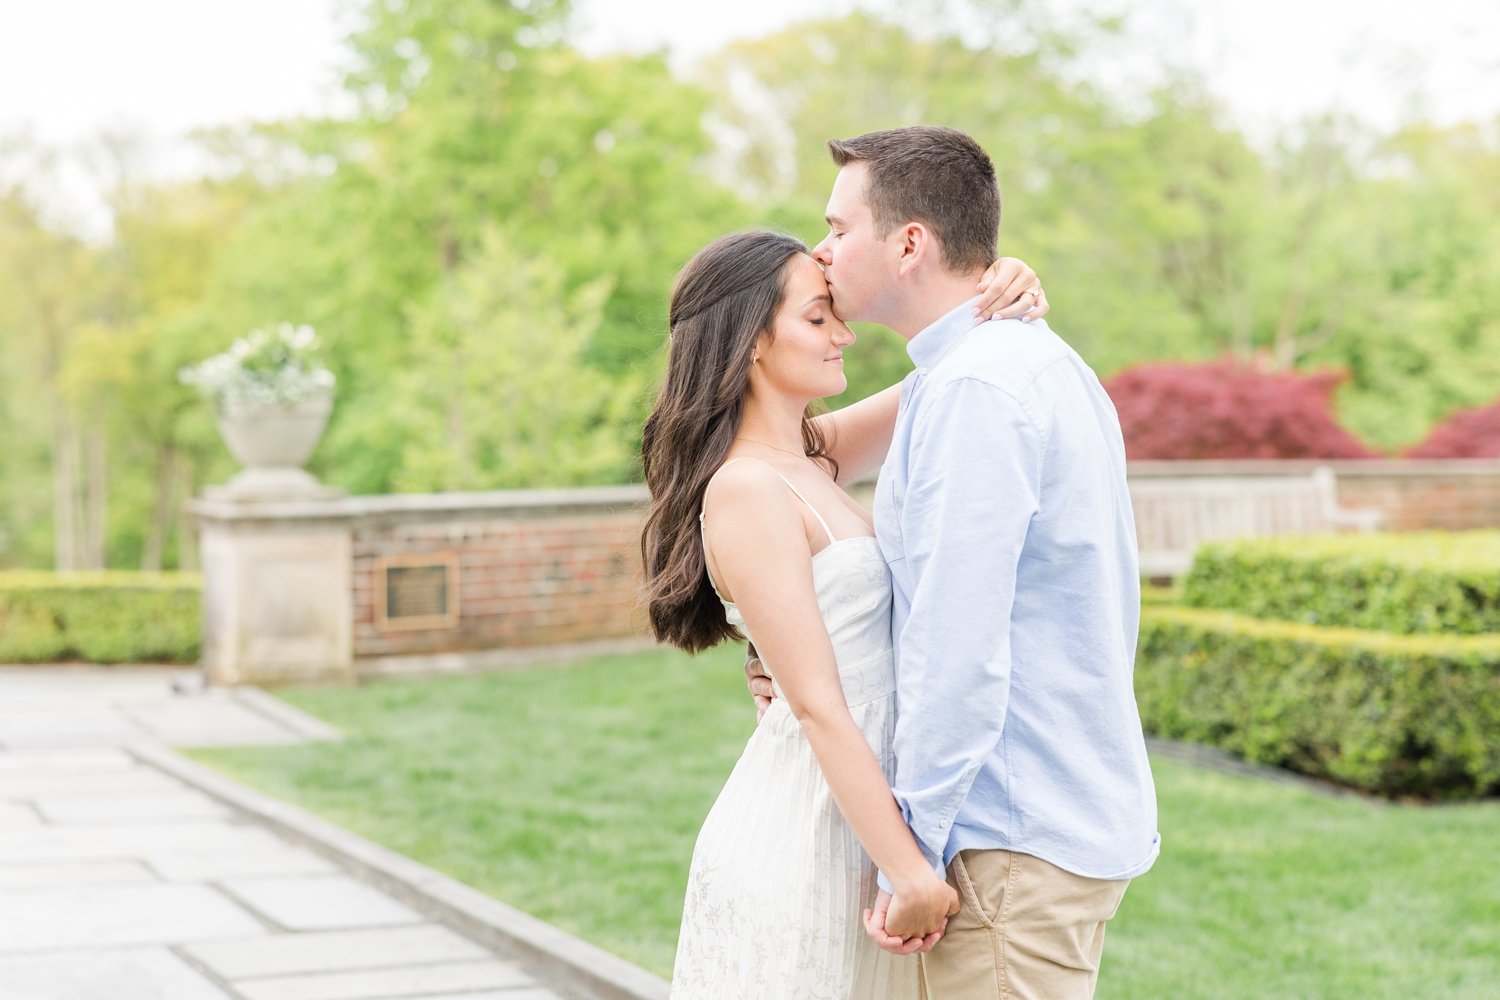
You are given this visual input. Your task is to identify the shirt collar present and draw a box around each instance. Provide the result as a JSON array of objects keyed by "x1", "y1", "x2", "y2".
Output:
[{"x1": 907, "y1": 296, "x2": 985, "y2": 369}]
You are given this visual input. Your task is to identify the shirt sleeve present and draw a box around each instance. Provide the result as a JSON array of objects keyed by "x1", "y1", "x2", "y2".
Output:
[{"x1": 891, "y1": 375, "x2": 1043, "y2": 869}]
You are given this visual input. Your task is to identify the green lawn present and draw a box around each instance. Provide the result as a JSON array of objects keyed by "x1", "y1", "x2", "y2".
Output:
[{"x1": 191, "y1": 645, "x2": 1500, "y2": 998}]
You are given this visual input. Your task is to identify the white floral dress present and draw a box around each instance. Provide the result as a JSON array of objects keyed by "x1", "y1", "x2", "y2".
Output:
[{"x1": 672, "y1": 471, "x2": 918, "y2": 999}]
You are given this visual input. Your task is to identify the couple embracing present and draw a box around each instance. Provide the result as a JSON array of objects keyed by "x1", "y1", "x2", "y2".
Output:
[{"x1": 641, "y1": 126, "x2": 1159, "y2": 999}]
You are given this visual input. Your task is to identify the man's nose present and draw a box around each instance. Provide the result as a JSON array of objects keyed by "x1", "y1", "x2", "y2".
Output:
[{"x1": 811, "y1": 238, "x2": 833, "y2": 266}]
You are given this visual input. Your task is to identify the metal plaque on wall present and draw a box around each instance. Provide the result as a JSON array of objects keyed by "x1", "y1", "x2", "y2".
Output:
[{"x1": 374, "y1": 552, "x2": 460, "y2": 631}]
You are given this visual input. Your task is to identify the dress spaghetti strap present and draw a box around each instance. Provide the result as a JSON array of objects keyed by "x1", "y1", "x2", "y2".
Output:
[
  {"x1": 699, "y1": 457, "x2": 837, "y2": 545},
  {"x1": 766, "y1": 471, "x2": 838, "y2": 546},
  {"x1": 699, "y1": 457, "x2": 840, "y2": 600}
]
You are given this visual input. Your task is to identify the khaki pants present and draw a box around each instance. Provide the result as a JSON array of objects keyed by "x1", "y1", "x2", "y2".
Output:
[{"x1": 918, "y1": 850, "x2": 1129, "y2": 1000}]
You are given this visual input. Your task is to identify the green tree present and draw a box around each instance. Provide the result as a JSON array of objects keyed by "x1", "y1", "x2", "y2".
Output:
[
  {"x1": 391, "y1": 227, "x2": 637, "y2": 490},
  {"x1": 0, "y1": 148, "x2": 103, "y2": 569},
  {"x1": 1325, "y1": 119, "x2": 1500, "y2": 449},
  {"x1": 694, "y1": 10, "x2": 1500, "y2": 456},
  {"x1": 200, "y1": 0, "x2": 747, "y2": 494},
  {"x1": 695, "y1": 12, "x2": 1216, "y2": 394},
  {"x1": 8, "y1": 2, "x2": 1500, "y2": 573},
  {"x1": 55, "y1": 169, "x2": 272, "y2": 569}
]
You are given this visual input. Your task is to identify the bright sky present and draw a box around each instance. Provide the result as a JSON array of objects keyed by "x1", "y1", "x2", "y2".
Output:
[{"x1": 2, "y1": 0, "x2": 1495, "y2": 234}]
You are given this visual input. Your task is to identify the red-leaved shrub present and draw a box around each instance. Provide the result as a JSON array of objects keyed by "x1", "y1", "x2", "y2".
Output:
[
  {"x1": 1102, "y1": 359, "x2": 1379, "y2": 460},
  {"x1": 1405, "y1": 399, "x2": 1500, "y2": 458}
]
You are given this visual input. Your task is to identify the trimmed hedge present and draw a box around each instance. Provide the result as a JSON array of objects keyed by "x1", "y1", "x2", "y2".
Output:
[
  {"x1": 1141, "y1": 584, "x2": 1181, "y2": 605},
  {"x1": 0, "y1": 572, "x2": 201, "y2": 664},
  {"x1": 1184, "y1": 532, "x2": 1500, "y2": 635},
  {"x1": 1136, "y1": 605, "x2": 1500, "y2": 799}
]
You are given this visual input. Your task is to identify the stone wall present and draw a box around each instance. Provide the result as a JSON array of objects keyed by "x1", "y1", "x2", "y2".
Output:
[
  {"x1": 1126, "y1": 460, "x2": 1500, "y2": 531},
  {"x1": 191, "y1": 487, "x2": 651, "y2": 684},
  {"x1": 194, "y1": 461, "x2": 1500, "y2": 683}
]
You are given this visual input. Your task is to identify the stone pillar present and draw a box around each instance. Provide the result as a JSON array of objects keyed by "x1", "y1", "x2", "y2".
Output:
[{"x1": 189, "y1": 496, "x2": 355, "y2": 686}]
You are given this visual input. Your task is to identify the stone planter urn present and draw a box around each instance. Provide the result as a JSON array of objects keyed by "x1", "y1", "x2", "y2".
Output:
[
  {"x1": 186, "y1": 324, "x2": 352, "y2": 684},
  {"x1": 209, "y1": 393, "x2": 342, "y2": 501}
]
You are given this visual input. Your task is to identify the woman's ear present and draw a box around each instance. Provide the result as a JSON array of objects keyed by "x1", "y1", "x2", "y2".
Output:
[{"x1": 751, "y1": 329, "x2": 773, "y2": 364}]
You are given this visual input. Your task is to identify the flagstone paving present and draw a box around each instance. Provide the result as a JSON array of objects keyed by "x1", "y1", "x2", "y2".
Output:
[{"x1": 0, "y1": 666, "x2": 570, "y2": 1000}]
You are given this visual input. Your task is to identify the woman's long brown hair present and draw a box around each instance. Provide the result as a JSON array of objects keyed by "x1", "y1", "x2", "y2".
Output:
[{"x1": 641, "y1": 230, "x2": 835, "y2": 652}]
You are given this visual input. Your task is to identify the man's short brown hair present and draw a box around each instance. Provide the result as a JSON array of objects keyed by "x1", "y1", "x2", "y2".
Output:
[{"x1": 828, "y1": 125, "x2": 1000, "y2": 274}]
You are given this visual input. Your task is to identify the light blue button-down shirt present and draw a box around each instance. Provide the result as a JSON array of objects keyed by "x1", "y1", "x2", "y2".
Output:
[{"x1": 874, "y1": 299, "x2": 1159, "y2": 884}]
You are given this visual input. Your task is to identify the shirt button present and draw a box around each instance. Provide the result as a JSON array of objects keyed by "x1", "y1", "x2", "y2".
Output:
[{"x1": 917, "y1": 366, "x2": 928, "y2": 375}]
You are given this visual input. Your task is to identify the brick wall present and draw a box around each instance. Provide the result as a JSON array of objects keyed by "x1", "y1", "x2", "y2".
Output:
[
  {"x1": 1332, "y1": 464, "x2": 1500, "y2": 531},
  {"x1": 347, "y1": 488, "x2": 649, "y2": 661}
]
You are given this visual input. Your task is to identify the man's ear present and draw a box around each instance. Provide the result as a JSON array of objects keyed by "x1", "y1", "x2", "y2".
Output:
[{"x1": 896, "y1": 222, "x2": 931, "y2": 278}]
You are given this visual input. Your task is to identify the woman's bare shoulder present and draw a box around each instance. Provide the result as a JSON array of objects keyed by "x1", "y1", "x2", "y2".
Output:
[
  {"x1": 702, "y1": 457, "x2": 804, "y2": 533},
  {"x1": 705, "y1": 456, "x2": 781, "y2": 504}
]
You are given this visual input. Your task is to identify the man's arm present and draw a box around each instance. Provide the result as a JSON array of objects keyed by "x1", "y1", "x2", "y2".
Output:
[{"x1": 891, "y1": 376, "x2": 1043, "y2": 869}]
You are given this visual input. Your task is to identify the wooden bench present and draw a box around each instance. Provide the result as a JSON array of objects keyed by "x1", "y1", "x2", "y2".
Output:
[{"x1": 1128, "y1": 465, "x2": 1382, "y2": 578}]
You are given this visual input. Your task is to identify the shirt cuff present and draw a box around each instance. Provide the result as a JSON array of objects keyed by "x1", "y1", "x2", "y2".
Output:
[{"x1": 876, "y1": 855, "x2": 949, "y2": 899}]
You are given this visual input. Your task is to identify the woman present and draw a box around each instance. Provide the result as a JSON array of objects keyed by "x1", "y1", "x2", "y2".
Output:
[{"x1": 641, "y1": 230, "x2": 1045, "y2": 998}]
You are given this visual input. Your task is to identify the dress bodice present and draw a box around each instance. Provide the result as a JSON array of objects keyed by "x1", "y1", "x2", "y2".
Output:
[{"x1": 720, "y1": 536, "x2": 895, "y2": 708}]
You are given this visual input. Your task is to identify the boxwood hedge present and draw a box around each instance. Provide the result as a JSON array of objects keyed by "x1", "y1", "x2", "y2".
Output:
[
  {"x1": 0, "y1": 572, "x2": 201, "y2": 664},
  {"x1": 1136, "y1": 604, "x2": 1500, "y2": 799},
  {"x1": 1183, "y1": 532, "x2": 1500, "y2": 635}
]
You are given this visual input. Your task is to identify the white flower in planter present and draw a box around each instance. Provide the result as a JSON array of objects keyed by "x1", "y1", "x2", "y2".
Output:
[{"x1": 180, "y1": 323, "x2": 337, "y2": 414}]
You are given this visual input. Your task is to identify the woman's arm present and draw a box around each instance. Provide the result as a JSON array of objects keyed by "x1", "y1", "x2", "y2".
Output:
[
  {"x1": 704, "y1": 463, "x2": 958, "y2": 938},
  {"x1": 813, "y1": 257, "x2": 1049, "y2": 485},
  {"x1": 813, "y1": 384, "x2": 901, "y2": 486}
]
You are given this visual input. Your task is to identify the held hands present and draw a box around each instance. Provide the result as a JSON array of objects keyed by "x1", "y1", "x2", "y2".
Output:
[
  {"x1": 974, "y1": 257, "x2": 1048, "y2": 322},
  {"x1": 863, "y1": 877, "x2": 960, "y2": 956}
]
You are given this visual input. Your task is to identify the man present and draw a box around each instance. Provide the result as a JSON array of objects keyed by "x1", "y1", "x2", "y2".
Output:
[{"x1": 750, "y1": 125, "x2": 1158, "y2": 998}]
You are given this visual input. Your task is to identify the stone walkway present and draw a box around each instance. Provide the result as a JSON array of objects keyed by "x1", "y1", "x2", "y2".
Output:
[{"x1": 0, "y1": 666, "x2": 569, "y2": 1000}]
